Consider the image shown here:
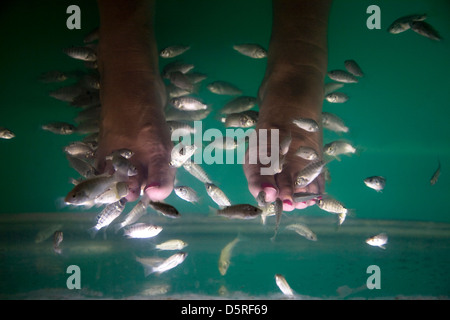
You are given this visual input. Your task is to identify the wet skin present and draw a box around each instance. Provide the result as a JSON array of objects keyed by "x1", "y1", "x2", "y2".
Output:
[{"x1": 95, "y1": 0, "x2": 331, "y2": 210}]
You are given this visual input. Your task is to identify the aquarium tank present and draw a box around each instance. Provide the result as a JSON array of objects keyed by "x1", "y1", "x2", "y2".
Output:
[{"x1": 0, "y1": 0, "x2": 449, "y2": 301}]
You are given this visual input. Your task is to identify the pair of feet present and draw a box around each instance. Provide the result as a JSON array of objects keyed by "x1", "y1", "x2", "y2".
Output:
[{"x1": 95, "y1": 69, "x2": 324, "y2": 212}]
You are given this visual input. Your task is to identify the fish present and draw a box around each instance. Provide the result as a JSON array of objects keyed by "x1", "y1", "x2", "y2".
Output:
[
  {"x1": 149, "y1": 201, "x2": 180, "y2": 218},
  {"x1": 366, "y1": 233, "x2": 388, "y2": 249},
  {"x1": 218, "y1": 236, "x2": 240, "y2": 276},
  {"x1": 324, "y1": 82, "x2": 345, "y2": 96},
  {"x1": 260, "y1": 201, "x2": 276, "y2": 225},
  {"x1": 295, "y1": 146, "x2": 319, "y2": 161},
  {"x1": 88, "y1": 200, "x2": 126, "y2": 238},
  {"x1": 216, "y1": 204, "x2": 262, "y2": 220},
  {"x1": 292, "y1": 118, "x2": 320, "y2": 132},
  {"x1": 220, "y1": 96, "x2": 257, "y2": 114},
  {"x1": 256, "y1": 190, "x2": 267, "y2": 208},
  {"x1": 93, "y1": 181, "x2": 129, "y2": 204},
  {"x1": 49, "y1": 85, "x2": 85, "y2": 102},
  {"x1": 165, "y1": 105, "x2": 211, "y2": 121},
  {"x1": 388, "y1": 14, "x2": 427, "y2": 34},
  {"x1": 430, "y1": 160, "x2": 441, "y2": 185},
  {"x1": 167, "y1": 121, "x2": 196, "y2": 136},
  {"x1": 147, "y1": 252, "x2": 188, "y2": 276},
  {"x1": 79, "y1": 73, "x2": 101, "y2": 90},
  {"x1": 325, "y1": 92, "x2": 349, "y2": 103},
  {"x1": 292, "y1": 192, "x2": 322, "y2": 203},
  {"x1": 53, "y1": 231, "x2": 64, "y2": 254},
  {"x1": 222, "y1": 110, "x2": 258, "y2": 128},
  {"x1": 66, "y1": 154, "x2": 98, "y2": 178},
  {"x1": 106, "y1": 148, "x2": 134, "y2": 160},
  {"x1": 323, "y1": 140, "x2": 357, "y2": 160},
  {"x1": 64, "y1": 141, "x2": 95, "y2": 159},
  {"x1": 111, "y1": 155, "x2": 138, "y2": 177},
  {"x1": 285, "y1": 223, "x2": 317, "y2": 241},
  {"x1": 39, "y1": 70, "x2": 68, "y2": 83},
  {"x1": 170, "y1": 142, "x2": 198, "y2": 168},
  {"x1": 322, "y1": 112, "x2": 349, "y2": 133},
  {"x1": 295, "y1": 159, "x2": 327, "y2": 188},
  {"x1": 344, "y1": 60, "x2": 364, "y2": 77},
  {"x1": 35, "y1": 224, "x2": 63, "y2": 244},
  {"x1": 63, "y1": 46, "x2": 97, "y2": 62},
  {"x1": 205, "y1": 183, "x2": 232, "y2": 207},
  {"x1": 182, "y1": 160, "x2": 212, "y2": 183},
  {"x1": 75, "y1": 118, "x2": 100, "y2": 134},
  {"x1": 327, "y1": 70, "x2": 358, "y2": 83},
  {"x1": 170, "y1": 96, "x2": 208, "y2": 111},
  {"x1": 364, "y1": 176, "x2": 386, "y2": 192},
  {"x1": 275, "y1": 274, "x2": 294, "y2": 297},
  {"x1": 207, "y1": 81, "x2": 243, "y2": 96},
  {"x1": 140, "y1": 284, "x2": 171, "y2": 296},
  {"x1": 0, "y1": 127, "x2": 15, "y2": 139},
  {"x1": 206, "y1": 137, "x2": 238, "y2": 150},
  {"x1": 279, "y1": 133, "x2": 292, "y2": 156},
  {"x1": 410, "y1": 21, "x2": 442, "y2": 41},
  {"x1": 114, "y1": 199, "x2": 148, "y2": 232},
  {"x1": 169, "y1": 71, "x2": 195, "y2": 92},
  {"x1": 155, "y1": 239, "x2": 188, "y2": 251},
  {"x1": 233, "y1": 44, "x2": 267, "y2": 58},
  {"x1": 162, "y1": 60, "x2": 194, "y2": 79},
  {"x1": 174, "y1": 186, "x2": 199, "y2": 203},
  {"x1": 160, "y1": 45, "x2": 191, "y2": 58},
  {"x1": 316, "y1": 197, "x2": 348, "y2": 215},
  {"x1": 273, "y1": 156, "x2": 286, "y2": 174},
  {"x1": 83, "y1": 27, "x2": 99, "y2": 43},
  {"x1": 270, "y1": 198, "x2": 283, "y2": 241},
  {"x1": 64, "y1": 173, "x2": 121, "y2": 206},
  {"x1": 123, "y1": 222, "x2": 163, "y2": 239},
  {"x1": 166, "y1": 83, "x2": 191, "y2": 98},
  {"x1": 184, "y1": 72, "x2": 208, "y2": 84},
  {"x1": 42, "y1": 122, "x2": 76, "y2": 135}
]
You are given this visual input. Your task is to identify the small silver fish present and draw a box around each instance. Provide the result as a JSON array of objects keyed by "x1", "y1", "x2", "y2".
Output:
[
  {"x1": 275, "y1": 274, "x2": 294, "y2": 297},
  {"x1": 325, "y1": 92, "x2": 349, "y2": 103},
  {"x1": 114, "y1": 199, "x2": 148, "y2": 232},
  {"x1": 167, "y1": 121, "x2": 196, "y2": 136},
  {"x1": 327, "y1": 70, "x2": 358, "y2": 83},
  {"x1": 170, "y1": 96, "x2": 208, "y2": 111},
  {"x1": 430, "y1": 160, "x2": 441, "y2": 186},
  {"x1": 79, "y1": 73, "x2": 101, "y2": 90},
  {"x1": 206, "y1": 183, "x2": 232, "y2": 207},
  {"x1": 94, "y1": 181, "x2": 129, "y2": 204},
  {"x1": 174, "y1": 186, "x2": 199, "y2": 203},
  {"x1": 316, "y1": 197, "x2": 348, "y2": 215},
  {"x1": 35, "y1": 224, "x2": 63, "y2": 244},
  {"x1": 89, "y1": 200, "x2": 125, "y2": 238},
  {"x1": 223, "y1": 110, "x2": 258, "y2": 128},
  {"x1": 184, "y1": 72, "x2": 208, "y2": 84},
  {"x1": 323, "y1": 140, "x2": 357, "y2": 160},
  {"x1": 63, "y1": 46, "x2": 97, "y2": 62},
  {"x1": 53, "y1": 231, "x2": 64, "y2": 254},
  {"x1": 149, "y1": 201, "x2": 180, "y2": 218},
  {"x1": 83, "y1": 27, "x2": 99, "y2": 43},
  {"x1": 206, "y1": 137, "x2": 237, "y2": 150},
  {"x1": 123, "y1": 222, "x2": 163, "y2": 239},
  {"x1": 322, "y1": 112, "x2": 349, "y2": 133},
  {"x1": 183, "y1": 160, "x2": 212, "y2": 183},
  {"x1": 233, "y1": 44, "x2": 267, "y2": 58},
  {"x1": 270, "y1": 198, "x2": 283, "y2": 241},
  {"x1": 49, "y1": 85, "x2": 84, "y2": 102},
  {"x1": 150, "y1": 252, "x2": 188, "y2": 275},
  {"x1": 42, "y1": 122, "x2": 76, "y2": 135},
  {"x1": 295, "y1": 146, "x2": 319, "y2": 161},
  {"x1": 0, "y1": 127, "x2": 15, "y2": 139},
  {"x1": 170, "y1": 142, "x2": 197, "y2": 168},
  {"x1": 169, "y1": 71, "x2": 195, "y2": 92},
  {"x1": 256, "y1": 190, "x2": 267, "y2": 208},
  {"x1": 162, "y1": 60, "x2": 194, "y2": 78},
  {"x1": 388, "y1": 14, "x2": 427, "y2": 34},
  {"x1": 64, "y1": 141, "x2": 95, "y2": 159},
  {"x1": 64, "y1": 173, "x2": 120, "y2": 206},
  {"x1": 106, "y1": 148, "x2": 134, "y2": 160},
  {"x1": 66, "y1": 154, "x2": 98, "y2": 178},
  {"x1": 279, "y1": 133, "x2": 292, "y2": 156},
  {"x1": 207, "y1": 81, "x2": 243, "y2": 96},
  {"x1": 160, "y1": 45, "x2": 191, "y2": 58},
  {"x1": 344, "y1": 60, "x2": 364, "y2": 77},
  {"x1": 364, "y1": 176, "x2": 386, "y2": 192},
  {"x1": 410, "y1": 21, "x2": 442, "y2": 41},
  {"x1": 165, "y1": 105, "x2": 211, "y2": 121},
  {"x1": 39, "y1": 70, "x2": 68, "y2": 83},
  {"x1": 219, "y1": 236, "x2": 240, "y2": 275},
  {"x1": 217, "y1": 204, "x2": 262, "y2": 220},
  {"x1": 285, "y1": 223, "x2": 317, "y2": 241},
  {"x1": 292, "y1": 192, "x2": 322, "y2": 203},
  {"x1": 220, "y1": 96, "x2": 257, "y2": 114},
  {"x1": 166, "y1": 83, "x2": 191, "y2": 98},
  {"x1": 295, "y1": 160, "x2": 327, "y2": 188},
  {"x1": 111, "y1": 155, "x2": 138, "y2": 177},
  {"x1": 366, "y1": 233, "x2": 388, "y2": 249},
  {"x1": 324, "y1": 82, "x2": 345, "y2": 96},
  {"x1": 292, "y1": 118, "x2": 320, "y2": 132},
  {"x1": 155, "y1": 239, "x2": 188, "y2": 251}
]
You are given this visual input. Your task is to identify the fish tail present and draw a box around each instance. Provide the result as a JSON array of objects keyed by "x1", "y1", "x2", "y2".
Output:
[
  {"x1": 113, "y1": 222, "x2": 124, "y2": 234},
  {"x1": 87, "y1": 227, "x2": 100, "y2": 239}
]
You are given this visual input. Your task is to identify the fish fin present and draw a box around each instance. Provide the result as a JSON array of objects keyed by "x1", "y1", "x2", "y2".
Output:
[
  {"x1": 379, "y1": 245, "x2": 386, "y2": 250},
  {"x1": 113, "y1": 222, "x2": 124, "y2": 234},
  {"x1": 208, "y1": 205, "x2": 218, "y2": 217},
  {"x1": 87, "y1": 227, "x2": 99, "y2": 239}
]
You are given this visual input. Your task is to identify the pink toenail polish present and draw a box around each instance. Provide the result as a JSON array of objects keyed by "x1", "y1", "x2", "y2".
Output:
[
  {"x1": 261, "y1": 182, "x2": 276, "y2": 191},
  {"x1": 283, "y1": 199, "x2": 293, "y2": 206},
  {"x1": 145, "y1": 182, "x2": 160, "y2": 190}
]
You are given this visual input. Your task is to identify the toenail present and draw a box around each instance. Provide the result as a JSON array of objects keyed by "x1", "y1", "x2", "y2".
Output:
[{"x1": 283, "y1": 199, "x2": 293, "y2": 206}]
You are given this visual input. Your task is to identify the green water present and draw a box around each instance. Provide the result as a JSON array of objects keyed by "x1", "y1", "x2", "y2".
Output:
[{"x1": 0, "y1": 0, "x2": 449, "y2": 299}]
